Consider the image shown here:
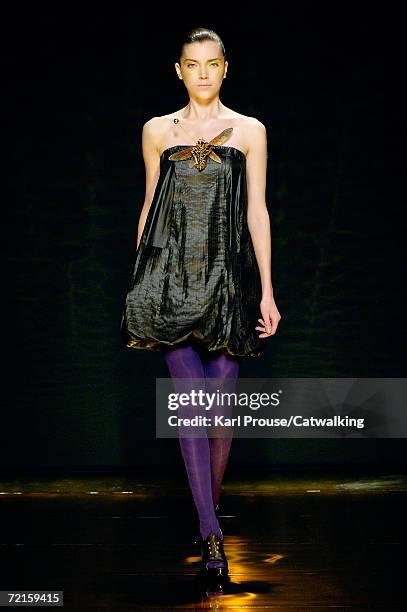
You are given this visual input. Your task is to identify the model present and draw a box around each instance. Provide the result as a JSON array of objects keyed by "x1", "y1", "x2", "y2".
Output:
[{"x1": 120, "y1": 26, "x2": 281, "y2": 580}]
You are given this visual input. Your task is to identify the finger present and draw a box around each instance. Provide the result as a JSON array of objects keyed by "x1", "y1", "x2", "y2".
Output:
[
  {"x1": 268, "y1": 317, "x2": 280, "y2": 335},
  {"x1": 258, "y1": 314, "x2": 273, "y2": 337},
  {"x1": 260, "y1": 309, "x2": 272, "y2": 334},
  {"x1": 268, "y1": 313, "x2": 277, "y2": 332},
  {"x1": 264, "y1": 316, "x2": 272, "y2": 334}
]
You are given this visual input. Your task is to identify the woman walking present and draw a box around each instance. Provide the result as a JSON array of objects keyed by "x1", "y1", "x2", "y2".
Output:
[{"x1": 120, "y1": 26, "x2": 281, "y2": 580}]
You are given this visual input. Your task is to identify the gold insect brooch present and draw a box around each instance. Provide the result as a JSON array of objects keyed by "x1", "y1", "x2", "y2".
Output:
[{"x1": 168, "y1": 127, "x2": 234, "y2": 172}]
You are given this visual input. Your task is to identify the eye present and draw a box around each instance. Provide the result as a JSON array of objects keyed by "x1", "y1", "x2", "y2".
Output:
[{"x1": 187, "y1": 63, "x2": 196, "y2": 68}]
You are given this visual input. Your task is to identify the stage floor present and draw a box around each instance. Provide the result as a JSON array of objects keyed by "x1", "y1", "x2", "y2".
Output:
[{"x1": 0, "y1": 469, "x2": 405, "y2": 609}]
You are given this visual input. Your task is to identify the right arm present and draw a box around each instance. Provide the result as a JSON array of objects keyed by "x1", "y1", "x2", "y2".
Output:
[{"x1": 136, "y1": 118, "x2": 162, "y2": 249}]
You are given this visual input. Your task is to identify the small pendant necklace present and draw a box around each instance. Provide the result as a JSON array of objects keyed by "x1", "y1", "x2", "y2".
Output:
[{"x1": 173, "y1": 117, "x2": 206, "y2": 144}]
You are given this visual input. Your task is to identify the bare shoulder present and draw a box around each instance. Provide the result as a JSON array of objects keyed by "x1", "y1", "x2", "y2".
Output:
[
  {"x1": 143, "y1": 114, "x2": 174, "y2": 130},
  {"x1": 238, "y1": 114, "x2": 267, "y2": 140},
  {"x1": 237, "y1": 115, "x2": 268, "y2": 157},
  {"x1": 141, "y1": 116, "x2": 166, "y2": 152},
  {"x1": 142, "y1": 112, "x2": 181, "y2": 153},
  {"x1": 223, "y1": 110, "x2": 267, "y2": 154}
]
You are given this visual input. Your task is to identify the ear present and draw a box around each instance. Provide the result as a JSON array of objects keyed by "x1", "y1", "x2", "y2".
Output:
[
  {"x1": 174, "y1": 62, "x2": 182, "y2": 80},
  {"x1": 223, "y1": 60, "x2": 228, "y2": 79}
]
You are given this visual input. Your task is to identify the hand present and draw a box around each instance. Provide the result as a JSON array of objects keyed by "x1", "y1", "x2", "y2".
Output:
[{"x1": 256, "y1": 295, "x2": 282, "y2": 338}]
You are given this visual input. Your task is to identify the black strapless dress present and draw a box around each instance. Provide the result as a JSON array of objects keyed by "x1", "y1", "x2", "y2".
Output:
[{"x1": 120, "y1": 143, "x2": 265, "y2": 357}]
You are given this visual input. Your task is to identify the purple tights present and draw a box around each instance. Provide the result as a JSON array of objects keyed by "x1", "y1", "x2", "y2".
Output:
[{"x1": 163, "y1": 342, "x2": 239, "y2": 543}]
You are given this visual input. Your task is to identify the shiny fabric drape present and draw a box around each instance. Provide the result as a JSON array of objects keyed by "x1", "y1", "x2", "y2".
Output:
[{"x1": 120, "y1": 145, "x2": 264, "y2": 357}]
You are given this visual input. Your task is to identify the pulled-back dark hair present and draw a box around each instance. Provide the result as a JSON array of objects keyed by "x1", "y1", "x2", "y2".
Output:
[{"x1": 178, "y1": 27, "x2": 226, "y2": 62}]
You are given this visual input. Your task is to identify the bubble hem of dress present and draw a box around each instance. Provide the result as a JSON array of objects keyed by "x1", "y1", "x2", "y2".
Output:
[{"x1": 121, "y1": 328, "x2": 264, "y2": 358}]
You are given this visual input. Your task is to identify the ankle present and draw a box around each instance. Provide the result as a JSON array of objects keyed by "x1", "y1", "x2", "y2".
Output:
[{"x1": 200, "y1": 521, "x2": 222, "y2": 541}]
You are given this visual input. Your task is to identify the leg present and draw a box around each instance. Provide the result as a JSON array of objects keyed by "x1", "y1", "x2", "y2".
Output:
[
  {"x1": 163, "y1": 343, "x2": 222, "y2": 540},
  {"x1": 202, "y1": 350, "x2": 240, "y2": 509}
]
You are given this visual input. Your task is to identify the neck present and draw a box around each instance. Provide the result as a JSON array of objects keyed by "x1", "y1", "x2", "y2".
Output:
[{"x1": 181, "y1": 98, "x2": 225, "y2": 121}]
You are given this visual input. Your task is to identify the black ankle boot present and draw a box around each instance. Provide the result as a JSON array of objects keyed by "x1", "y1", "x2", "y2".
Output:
[
  {"x1": 200, "y1": 531, "x2": 229, "y2": 578},
  {"x1": 192, "y1": 504, "x2": 221, "y2": 546}
]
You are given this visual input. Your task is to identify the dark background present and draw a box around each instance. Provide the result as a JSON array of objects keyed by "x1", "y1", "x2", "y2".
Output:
[{"x1": 4, "y1": 6, "x2": 406, "y2": 473}]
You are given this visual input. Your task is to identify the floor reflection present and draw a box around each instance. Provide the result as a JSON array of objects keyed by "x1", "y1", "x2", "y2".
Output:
[{"x1": 0, "y1": 470, "x2": 405, "y2": 608}]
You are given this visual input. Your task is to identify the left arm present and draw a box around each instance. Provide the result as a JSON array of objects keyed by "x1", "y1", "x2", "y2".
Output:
[{"x1": 245, "y1": 119, "x2": 282, "y2": 337}]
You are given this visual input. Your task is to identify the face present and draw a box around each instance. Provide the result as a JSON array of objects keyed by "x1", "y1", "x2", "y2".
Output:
[{"x1": 175, "y1": 40, "x2": 228, "y2": 94}]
